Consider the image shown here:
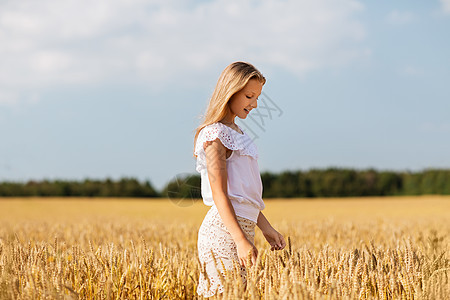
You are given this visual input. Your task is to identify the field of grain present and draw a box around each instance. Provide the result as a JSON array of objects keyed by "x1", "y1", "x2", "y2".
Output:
[{"x1": 0, "y1": 196, "x2": 449, "y2": 299}]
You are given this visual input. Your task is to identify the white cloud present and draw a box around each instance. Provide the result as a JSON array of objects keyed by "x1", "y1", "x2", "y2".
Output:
[
  {"x1": 0, "y1": 90, "x2": 19, "y2": 106},
  {"x1": 401, "y1": 65, "x2": 423, "y2": 76},
  {"x1": 0, "y1": 0, "x2": 367, "y2": 106},
  {"x1": 440, "y1": 0, "x2": 450, "y2": 14},
  {"x1": 386, "y1": 10, "x2": 415, "y2": 25}
]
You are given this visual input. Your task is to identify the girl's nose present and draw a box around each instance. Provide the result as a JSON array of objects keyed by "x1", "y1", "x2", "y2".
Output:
[{"x1": 251, "y1": 99, "x2": 258, "y2": 109}]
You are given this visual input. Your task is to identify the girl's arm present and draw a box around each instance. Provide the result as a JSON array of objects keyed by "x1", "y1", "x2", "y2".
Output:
[
  {"x1": 257, "y1": 211, "x2": 286, "y2": 251},
  {"x1": 204, "y1": 138, "x2": 258, "y2": 266}
]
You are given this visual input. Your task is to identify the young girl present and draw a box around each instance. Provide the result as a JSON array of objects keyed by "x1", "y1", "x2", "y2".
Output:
[{"x1": 193, "y1": 62, "x2": 286, "y2": 297}]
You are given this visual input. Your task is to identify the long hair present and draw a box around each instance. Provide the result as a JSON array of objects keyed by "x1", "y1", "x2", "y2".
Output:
[{"x1": 193, "y1": 61, "x2": 266, "y2": 158}]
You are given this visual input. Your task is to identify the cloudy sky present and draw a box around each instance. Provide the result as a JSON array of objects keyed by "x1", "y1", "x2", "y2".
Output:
[{"x1": 1, "y1": 0, "x2": 449, "y2": 191}]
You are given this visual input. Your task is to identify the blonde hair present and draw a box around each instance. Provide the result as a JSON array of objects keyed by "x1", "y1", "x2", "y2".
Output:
[{"x1": 193, "y1": 61, "x2": 266, "y2": 158}]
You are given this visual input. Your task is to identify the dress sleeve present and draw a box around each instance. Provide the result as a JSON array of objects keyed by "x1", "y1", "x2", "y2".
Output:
[
  {"x1": 194, "y1": 122, "x2": 259, "y2": 173},
  {"x1": 194, "y1": 123, "x2": 240, "y2": 173},
  {"x1": 195, "y1": 124, "x2": 240, "y2": 156}
]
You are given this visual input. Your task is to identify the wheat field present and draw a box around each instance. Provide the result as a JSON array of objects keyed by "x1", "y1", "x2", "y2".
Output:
[{"x1": 0, "y1": 196, "x2": 449, "y2": 299}]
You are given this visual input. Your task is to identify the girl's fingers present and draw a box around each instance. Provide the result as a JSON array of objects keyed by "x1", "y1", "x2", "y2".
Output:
[{"x1": 276, "y1": 234, "x2": 284, "y2": 249}]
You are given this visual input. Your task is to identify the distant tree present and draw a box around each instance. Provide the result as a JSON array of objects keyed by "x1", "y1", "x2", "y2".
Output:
[
  {"x1": 162, "y1": 174, "x2": 201, "y2": 199},
  {"x1": 1, "y1": 168, "x2": 449, "y2": 198},
  {"x1": 261, "y1": 171, "x2": 277, "y2": 198}
]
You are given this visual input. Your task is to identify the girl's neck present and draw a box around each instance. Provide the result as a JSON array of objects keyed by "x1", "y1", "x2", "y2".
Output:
[
  {"x1": 221, "y1": 120, "x2": 235, "y2": 125},
  {"x1": 220, "y1": 114, "x2": 236, "y2": 125},
  {"x1": 221, "y1": 108, "x2": 236, "y2": 125}
]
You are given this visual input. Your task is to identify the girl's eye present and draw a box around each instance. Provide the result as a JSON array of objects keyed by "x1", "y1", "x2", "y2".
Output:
[{"x1": 246, "y1": 96, "x2": 252, "y2": 99}]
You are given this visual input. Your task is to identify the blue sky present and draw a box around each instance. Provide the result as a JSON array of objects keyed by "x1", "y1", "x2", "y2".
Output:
[{"x1": 0, "y1": 0, "x2": 449, "y2": 191}]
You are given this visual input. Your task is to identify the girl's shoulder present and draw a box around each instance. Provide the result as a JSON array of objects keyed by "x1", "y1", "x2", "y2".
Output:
[
  {"x1": 198, "y1": 122, "x2": 244, "y2": 145},
  {"x1": 200, "y1": 121, "x2": 222, "y2": 132},
  {"x1": 195, "y1": 122, "x2": 258, "y2": 160},
  {"x1": 202, "y1": 122, "x2": 244, "y2": 135}
]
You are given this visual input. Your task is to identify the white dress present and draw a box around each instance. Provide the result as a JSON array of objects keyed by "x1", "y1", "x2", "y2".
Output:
[
  {"x1": 194, "y1": 122, "x2": 264, "y2": 297},
  {"x1": 197, "y1": 206, "x2": 256, "y2": 297}
]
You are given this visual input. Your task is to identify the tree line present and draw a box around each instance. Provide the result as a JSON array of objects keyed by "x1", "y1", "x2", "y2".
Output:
[
  {"x1": 0, "y1": 168, "x2": 449, "y2": 198},
  {"x1": 0, "y1": 178, "x2": 158, "y2": 197}
]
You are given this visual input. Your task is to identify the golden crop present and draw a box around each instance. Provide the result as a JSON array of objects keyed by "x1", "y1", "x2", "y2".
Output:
[{"x1": 0, "y1": 196, "x2": 449, "y2": 299}]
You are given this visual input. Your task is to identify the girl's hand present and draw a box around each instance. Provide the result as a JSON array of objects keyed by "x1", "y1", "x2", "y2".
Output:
[
  {"x1": 236, "y1": 238, "x2": 258, "y2": 267},
  {"x1": 262, "y1": 227, "x2": 286, "y2": 251}
]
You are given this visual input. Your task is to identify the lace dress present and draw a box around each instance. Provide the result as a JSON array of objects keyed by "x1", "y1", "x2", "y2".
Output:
[
  {"x1": 194, "y1": 122, "x2": 265, "y2": 222},
  {"x1": 197, "y1": 205, "x2": 256, "y2": 297},
  {"x1": 194, "y1": 122, "x2": 263, "y2": 297}
]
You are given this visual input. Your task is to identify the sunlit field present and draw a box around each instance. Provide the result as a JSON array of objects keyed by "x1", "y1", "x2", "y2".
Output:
[{"x1": 0, "y1": 196, "x2": 449, "y2": 299}]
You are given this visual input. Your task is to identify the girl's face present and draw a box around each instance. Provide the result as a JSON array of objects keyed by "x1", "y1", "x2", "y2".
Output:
[{"x1": 227, "y1": 79, "x2": 263, "y2": 120}]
